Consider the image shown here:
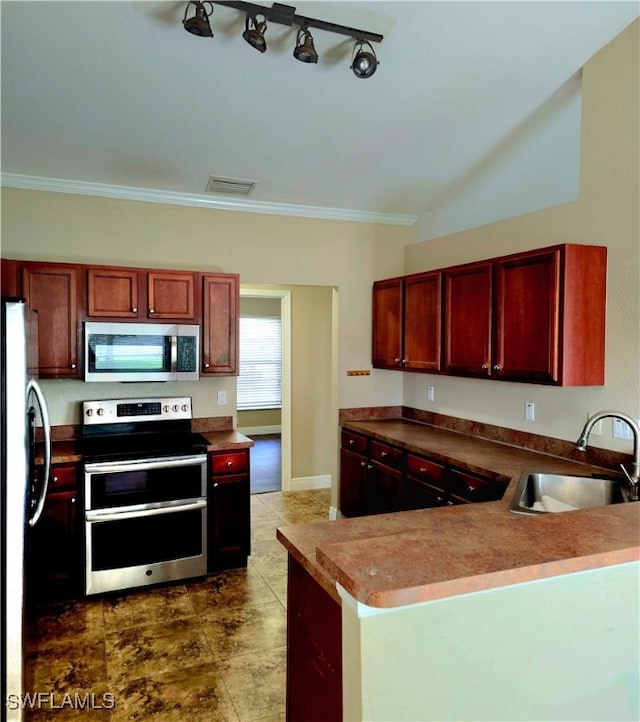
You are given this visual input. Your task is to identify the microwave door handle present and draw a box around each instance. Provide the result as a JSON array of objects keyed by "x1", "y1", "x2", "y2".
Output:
[
  {"x1": 171, "y1": 334, "x2": 178, "y2": 373},
  {"x1": 27, "y1": 378, "x2": 52, "y2": 527}
]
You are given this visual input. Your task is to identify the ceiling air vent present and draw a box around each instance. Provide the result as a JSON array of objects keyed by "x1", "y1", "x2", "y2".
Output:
[{"x1": 205, "y1": 176, "x2": 256, "y2": 196}]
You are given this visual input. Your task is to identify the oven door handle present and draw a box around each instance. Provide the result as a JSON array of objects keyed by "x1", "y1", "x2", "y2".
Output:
[
  {"x1": 86, "y1": 499, "x2": 206, "y2": 523},
  {"x1": 84, "y1": 454, "x2": 207, "y2": 474}
]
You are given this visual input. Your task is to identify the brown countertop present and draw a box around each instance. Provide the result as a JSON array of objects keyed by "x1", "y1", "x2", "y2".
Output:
[{"x1": 277, "y1": 419, "x2": 640, "y2": 608}]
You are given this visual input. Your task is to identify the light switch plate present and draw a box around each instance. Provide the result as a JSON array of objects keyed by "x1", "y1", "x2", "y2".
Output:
[{"x1": 217, "y1": 390, "x2": 227, "y2": 405}]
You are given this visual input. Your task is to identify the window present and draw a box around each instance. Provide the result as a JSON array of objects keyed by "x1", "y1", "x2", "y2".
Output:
[{"x1": 237, "y1": 316, "x2": 282, "y2": 410}]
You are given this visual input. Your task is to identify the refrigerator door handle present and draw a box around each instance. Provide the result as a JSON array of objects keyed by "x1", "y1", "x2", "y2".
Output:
[{"x1": 27, "y1": 378, "x2": 51, "y2": 527}]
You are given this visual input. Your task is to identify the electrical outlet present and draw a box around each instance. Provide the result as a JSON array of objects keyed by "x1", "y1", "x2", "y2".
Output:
[
  {"x1": 217, "y1": 390, "x2": 227, "y2": 406},
  {"x1": 525, "y1": 402, "x2": 535, "y2": 422},
  {"x1": 427, "y1": 386, "x2": 435, "y2": 402},
  {"x1": 613, "y1": 417, "x2": 634, "y2": 440}
]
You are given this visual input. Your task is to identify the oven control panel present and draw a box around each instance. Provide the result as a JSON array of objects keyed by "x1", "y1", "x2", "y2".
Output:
[{"x1": 83, "y1": 397, "x2": 193, "y2": 424}]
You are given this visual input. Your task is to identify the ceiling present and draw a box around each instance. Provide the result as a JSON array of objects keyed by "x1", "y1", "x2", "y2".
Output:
[{"x1": 1, "y1": 1, "x2": 638, "y2": 241}]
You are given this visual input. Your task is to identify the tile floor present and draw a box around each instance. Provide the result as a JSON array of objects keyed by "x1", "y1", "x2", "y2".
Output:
[{"x1": 25, "y1": 489, "x2": 331, "y2": 722}]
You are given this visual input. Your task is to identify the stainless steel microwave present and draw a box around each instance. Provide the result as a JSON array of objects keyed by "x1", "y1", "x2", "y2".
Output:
[{"x1": 84, "y1": 322, "x2": 200, "y2": 382}]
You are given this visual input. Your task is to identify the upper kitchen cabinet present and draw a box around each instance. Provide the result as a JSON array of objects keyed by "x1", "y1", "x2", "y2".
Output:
[
  {"x1": 443, "y1": 244, "x2": 607, "y2": 385},
  {"x1": 21, "y1": 262, "x2": 82, "y2": 379},
  {"x1": 202, "y1": 274, "x2": 239, "y2": 375},
  {"x1": 86, "y1": 266, "x2": 197, "y2": 321},
  {"x1": 443, "y1": 262, "x2": 493, "y2": 377},
  {"x1": 372, "y1": 272, "x2": 442, "y2": 371}
]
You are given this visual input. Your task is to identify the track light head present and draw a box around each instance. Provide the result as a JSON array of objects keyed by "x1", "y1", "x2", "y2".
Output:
[
  {"x1": 293, "y1": 27, "x2": 318, "y2": 64},
  {"x1": 351, "y1": 40, "x2": 378, "y2": 78},
  {"x1": 183, "y1": 1, "x2": 213, "y2": 37},
  {"x1": 243, "y1": 14, "x2": 267, "y2": 53}
]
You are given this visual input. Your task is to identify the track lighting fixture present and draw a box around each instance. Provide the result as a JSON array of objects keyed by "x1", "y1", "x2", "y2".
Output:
[
  {"x1": 183, "y1": 1, "x2": 214, "y2": 37},
  {"x1": 182, "y1": 1, "x2": 383, "y2": 77},
  {"x1": 351, "y1": 40, "x2": 378, "y2": 79},
  {"x1": 243, "y1": 13, "x2": 267, "y2": 53},
  {"x1": 293, "y1": 26, "x2": 318, "y2": 64}
]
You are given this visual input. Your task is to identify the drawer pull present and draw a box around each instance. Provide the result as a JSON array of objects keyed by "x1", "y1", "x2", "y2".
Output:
[
  {"x1": 226, "y1": 460, "x2": 233, "y2": 467},
  {"x1": 380, "y1": 451, "x2": 388, "y2": 458},
  {"x1": 367, "y1": 464, "x2": 373, "y2": 470},
  {"x1": 493, "y1": 364, "x2": 502, "y2": 371},
  {"x1": 213, "y1": 482, "x2": 219, "y2": 488},
  {"x1": 132, "y1": 306, "x2": 138, "y2": 313},
  {"x1": 419, "y1": 467, "x2": 426, "y2": 474},
  {"x1": 71, "y1": 497, "x2": 76, "y2": 504},
  {"x1": 481, "y1": 363, "x2": 489, "y2": 370},
  {"x1": 436, "y1": 495, "x2": 444, "y2": 503},
  {"x1": 446, "y1": 500, "x2": 454, "y2": 506},
  {"x1": 149, "y1": 308, "x2": 155, "y2": 314},
  {"x1": 467, "y1": 485, "x2": 475, "y2": 493},
  {"x1": 52, "y1": 476, "x2": 59, "y2": 484},
  {"x1": 349, "y1": 439, "x2": 355, "y2": 445},
  {"x1": 360, "y1": 461, "x2": 367, "y2": 467},
  {"x1": 70, "y1": 364, "x2": 77, "y2": 369},
  {"x1": 204, "y1": 362, "x2": 210, "y2": 368}
]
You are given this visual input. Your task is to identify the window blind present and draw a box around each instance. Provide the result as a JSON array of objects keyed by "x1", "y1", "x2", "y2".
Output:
[{"x1": 237, "y1": 316, "x2": 282, "y2": 410}]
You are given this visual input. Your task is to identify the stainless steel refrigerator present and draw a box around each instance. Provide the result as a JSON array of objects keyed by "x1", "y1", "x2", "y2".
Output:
[{"x1": 2, "y1": 298, "x2": 52, "y2": 722}]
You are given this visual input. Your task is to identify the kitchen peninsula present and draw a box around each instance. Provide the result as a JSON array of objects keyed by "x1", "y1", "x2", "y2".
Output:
[{"x1": 277, "y1": 417, "x2": 640, "y2": 722}]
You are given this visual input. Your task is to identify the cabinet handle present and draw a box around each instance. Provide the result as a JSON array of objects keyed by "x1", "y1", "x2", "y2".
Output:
[
  {"x1": 436, "y1": 495, "x2": 444, "y2": 503},
  {"x1": 204, "y1": 362, "x2": 210, "y2": 369},
  {"x1": 149, "y1": 308, "x2": 155, "y2": 314},
  {"x1": 132, "y1": 306, "x2": 138, "y2": 313},
  {"x1": 419, "y1": 467, "x2": 426, "y2": 474},
  {"x1": 481, "y1": 363, "x2": 489, "y2": 370},
  {"x1": 366, "y1": 464, "x2": 374, "y2": 470},
  {"x1": 360, "y1": 461, "x2": 367, "y2": 467},
  {"x1": 446, "y1": 500, "x2": 454, "y2": 506},
  {"x1": 52, "y1": 476, "x2": 59, "y2": 484},
  {"x1": 394, "y1": 358, "x2": 401, "y2": 365},
  {"x1": 226, "y1": 460, "x2": 233, "y2": 467},
  {"x1": 349, "y1": 439, "x2": 355, "y2": 445},
  {"x1": 380, "y1": 451, "x2": 388, "y2": 458},
  {"x1": 70, "y1": 364, "x2": 77, "y2": 369},
  {"x1": 213, "y1": 482, "x2": 219, "y2": 488},
  {"x1": 493, "y1": 364, "x2": 502, "y2": 371},
  {"x1": 467, "y1": 485, "x2": 475, "y2": 493},
  {"x1": 71, "y1": 497, "x2": 76, "y2": 504}
]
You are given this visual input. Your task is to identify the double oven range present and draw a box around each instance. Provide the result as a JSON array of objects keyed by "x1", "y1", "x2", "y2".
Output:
[{"x1": 81, "y1": 397, "x2": 209, "y2": 596}]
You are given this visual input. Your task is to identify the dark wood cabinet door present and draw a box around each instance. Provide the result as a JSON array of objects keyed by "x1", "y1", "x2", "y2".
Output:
[
  {"x1": 27, "y1": 464, "x2": 81, "y2": 600},
  {"x1": 366, "y1": 462, "x2": 402, "y2": 515},
  {"x1": 286, "y1": 556, "x2": 342, "y2": 722},
  {"x1": 372, "y1": 278, "x2": 403, "y2": 369},
  {"x1": 208, "y1": 473, "x2": 250, "y2": 570},
  {"x1": 493, "y1": 249, "x2": 560, "y2": 382},
  {"x1": 202, "y1": 274, "x2": 239, "y2": 374},
  {"x1": 1, "y1": 258, "x2": 20, "y2": 296},
  {"x1": 404, "y1": 271, "x2": 442, "y2": 371},
  {"x1": 339, "y1": 447, "x2": 368, "y2": 518},
  {"x1": 443, "y1": 262, "x2": 493, "y2": 377},
  {"x1": 147, "y1": 271, "x2": 195, "y2": 320},
  {"x1": 22, "y1": 262, "x2": 81, "y2": 378},
  {"x1": 87, "y1": 267, "x2": 139, "y2": 318},
  {"x1": 403, "y1": 476, "x2": 449, "y2": 509}
]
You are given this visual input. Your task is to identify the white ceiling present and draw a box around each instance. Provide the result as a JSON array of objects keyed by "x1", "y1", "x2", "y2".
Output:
[{"x1": 1, "y1": 1, "x2": 638, "y2": 241}]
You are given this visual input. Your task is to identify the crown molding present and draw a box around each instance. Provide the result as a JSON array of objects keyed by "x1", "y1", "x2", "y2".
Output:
[{"x1": 0, "y1": 173, "x2": 417, "y2": 227}]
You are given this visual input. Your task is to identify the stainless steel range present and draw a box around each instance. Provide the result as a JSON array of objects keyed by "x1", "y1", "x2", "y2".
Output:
[{"x1": 81, "y1": 396, "x2": 209, "y2": 596}]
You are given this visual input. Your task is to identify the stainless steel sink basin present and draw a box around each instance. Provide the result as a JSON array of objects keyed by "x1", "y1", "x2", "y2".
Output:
[{"x1": 509, "y1": 471, "x2": 629, "y2": 515}]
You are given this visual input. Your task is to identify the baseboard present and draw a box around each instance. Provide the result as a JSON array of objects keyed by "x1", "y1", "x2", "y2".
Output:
[
  {"x1": 290, "y1": 474, "x2": 331, "y2": 491},
  {"x1": 237, "y1": 425, "x2": 282, "y2": 436},
  {"x1": 329, "y1": 506, "x2": 340, "y2": 520}
]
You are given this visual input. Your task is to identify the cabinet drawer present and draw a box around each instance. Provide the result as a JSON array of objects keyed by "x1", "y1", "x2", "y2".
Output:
[
  {"x1": 406, "y1": 454, "x2": 447, "y2": 488},
  {"x1": 341, "y1": 430, "x2": 367, "y2": 455},
  {"x1": 449, "y1": 469, "x2": 505, "y2": 503},
  {"x1": 210, "y1": 451, "x2": 249, "y2": 475},
  {"x1": 49, "y1": 465, "x2": 77, "y2": 492},
  {"x1": 369, "y1": 440, "x2": 404, "y2": 470}
]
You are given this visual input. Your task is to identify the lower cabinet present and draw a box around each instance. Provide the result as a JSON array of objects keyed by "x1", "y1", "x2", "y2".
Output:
[
  {"x1": 286, "y1": 555, "x2": 342, "y2": 722},
  {"x1": 340, "y1": 429, "x2": 507, "y2": 517},
  {"x1": 27, "y1": 463, "x2": 82, "y2": 601},
  {"x1": 207, "y1": 449, "x2": 251, "y2": 572}
]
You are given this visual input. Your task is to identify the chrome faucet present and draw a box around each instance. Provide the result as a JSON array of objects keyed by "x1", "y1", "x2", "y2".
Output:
[{"x1": 576, "y1": 410, "x2": 640, "y2": 501}]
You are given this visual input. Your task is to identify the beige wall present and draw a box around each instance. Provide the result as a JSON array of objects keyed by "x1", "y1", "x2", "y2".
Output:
[
  {"x1": 403, "y1": 20, "x2": 640, "y2": 453},
  {"x1": 0, "y1": 190, "x2": 411, "y2": 488}
]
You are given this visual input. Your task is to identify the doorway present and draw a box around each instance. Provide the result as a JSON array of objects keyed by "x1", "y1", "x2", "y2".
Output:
[{"x1": 238, "y1": 288, "x2": 291, "y2": 493}]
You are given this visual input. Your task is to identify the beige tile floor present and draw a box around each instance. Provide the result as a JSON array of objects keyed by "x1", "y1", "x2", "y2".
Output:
[{"x1": 25, "y1": 489, "x2": 331, "y2": 722}]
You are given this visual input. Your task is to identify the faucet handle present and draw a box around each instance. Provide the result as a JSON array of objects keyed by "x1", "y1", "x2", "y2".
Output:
[{"x1": 619, "y1": 463, "x2": 636, "y2": 487}]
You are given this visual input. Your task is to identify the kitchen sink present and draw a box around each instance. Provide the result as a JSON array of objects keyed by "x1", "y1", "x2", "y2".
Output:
[{"x1": 509, "y1": 471, "x2": 629, "y2": 515}]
